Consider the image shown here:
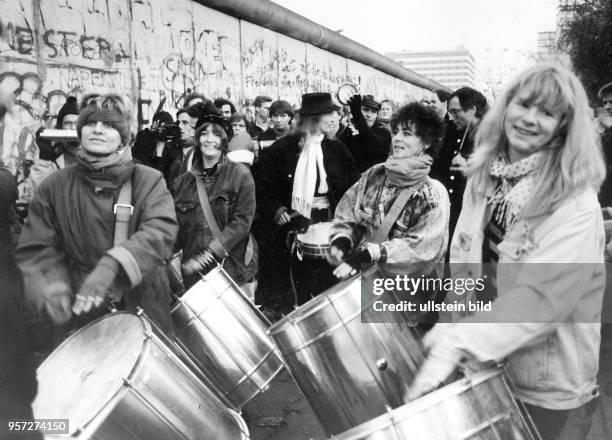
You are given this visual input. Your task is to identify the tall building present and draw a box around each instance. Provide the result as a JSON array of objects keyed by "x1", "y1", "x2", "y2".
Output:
[
  {"x1": 386, "y1": 46, "x2": 476, "y2": 90},
  {"x1": 536, "y1": 31, "x2": 557, "y2": 62}
]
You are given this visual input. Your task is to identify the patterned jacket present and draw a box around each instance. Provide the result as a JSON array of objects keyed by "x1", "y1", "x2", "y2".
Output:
[{"x1": 332, "y1": 164, "x2": 450, "y2": 276}]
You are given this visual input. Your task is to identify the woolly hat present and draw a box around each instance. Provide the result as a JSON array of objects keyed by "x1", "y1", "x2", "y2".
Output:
[
  {"x1": 76, "y1": 104, "x2": 131, "y2": 147},
  {"x1": 228, "y1": 131, "x2": 254, "y2": 152},
  {"x1": 55, "y1": 96, "x2": 79, "y2": 128}
]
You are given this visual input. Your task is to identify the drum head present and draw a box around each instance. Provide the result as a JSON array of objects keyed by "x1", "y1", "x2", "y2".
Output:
[
  {"x1": 297, "y1": 222, "x2": 333, "y2": 246},
  {"x1": 33, "y1": 313, "x2": 147, "y2": 433},
  {"x1": 337, "y1": 83, "x2": 359, "y2": 105}
]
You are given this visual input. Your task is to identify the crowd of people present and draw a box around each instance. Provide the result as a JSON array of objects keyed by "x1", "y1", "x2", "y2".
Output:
[{"x1": 2, "y1": 58, "x2": 612, "y2": 440}]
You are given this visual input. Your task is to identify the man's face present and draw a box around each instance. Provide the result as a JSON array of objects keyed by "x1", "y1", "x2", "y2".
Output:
[
  {"x1": 61, "y1": 114, "x2": 78, "y2": 129},
  {"x1": 270, "y1": 112, "x2": 291, "y2": 131},
  {"x1": 603, "y1": 92, "x2": 612, "y2": 117},
  {"x1": 177, "y1": 112, "x2": 196, "y2": 146},
  {"x1": 361, "y1": 106, "x2": 378, "y2": 127},
  {"x1": 256, "y1": 101, "x2": 271, "y2": 120},
  {"x1": 448, "y1": 96, "x2": 475, "y2": 130},
  {"x1": 422, "y1": 93, "x2": 446, "y2": 117},
  {"x1": 219, "y1": 104, "x2": 232, "y2": 120}
]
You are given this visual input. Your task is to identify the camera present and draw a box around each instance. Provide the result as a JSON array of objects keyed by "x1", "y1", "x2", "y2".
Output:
[{"x1": 150, "y1": 123, "x2": 180, "y2": 144}]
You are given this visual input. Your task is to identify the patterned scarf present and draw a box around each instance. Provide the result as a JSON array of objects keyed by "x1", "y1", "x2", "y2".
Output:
[
  {"x1": 292, "y1": 134, "x2": 327, "y2": 219},
  {"x1": 384, "y1": 154, "x2": 432, "y2": 188},
  {"x1": 488, "y1": 151, "x2": 545, "y2": 229}
]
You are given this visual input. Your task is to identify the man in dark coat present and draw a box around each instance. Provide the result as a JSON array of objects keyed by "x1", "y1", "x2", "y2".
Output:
[{"x1": 339, "y1": 94, "x2": 392, "y2": 172}]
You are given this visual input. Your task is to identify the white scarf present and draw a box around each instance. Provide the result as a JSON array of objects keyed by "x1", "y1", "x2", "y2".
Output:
[
  {"x1": 292, "y1": 134, "x2": 328, "y2": 219},
  {"x1": 488, "y1": 151, "x2": 545, "y2": 229}
]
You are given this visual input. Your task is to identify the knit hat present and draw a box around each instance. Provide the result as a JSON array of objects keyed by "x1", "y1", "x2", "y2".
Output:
[
  {"x1": 76, "y1": 105, "x2": 131, "y2": 147},
  {"x1": 227, "y1": 131, "x2": 255, "y2": 166},
  {"x1": 55, "y1": 96, "x2": 79, "y2": 129},
  {"x1": 228, "y1": 131, "x2": 254, "y2": 152}
]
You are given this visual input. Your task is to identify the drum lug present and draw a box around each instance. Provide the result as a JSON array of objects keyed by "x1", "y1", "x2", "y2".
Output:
[{"x1": 376, "y1": 358, "x2": 388, "y2": 371}]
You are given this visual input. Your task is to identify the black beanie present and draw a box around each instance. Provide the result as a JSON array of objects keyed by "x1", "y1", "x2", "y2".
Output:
[{"x1": 55, "y1": 96, "x2": 79, "y2": 129}]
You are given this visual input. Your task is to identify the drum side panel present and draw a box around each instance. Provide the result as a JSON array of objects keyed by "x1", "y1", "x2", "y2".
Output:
[{"x1": 173, "y1": 272, "x2": 284, "y2": 407}]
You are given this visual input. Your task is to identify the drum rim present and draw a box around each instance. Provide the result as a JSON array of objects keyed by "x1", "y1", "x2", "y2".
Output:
[
  {"x1": 296, "y1": 221, "x2": 334, "y2": 240},
  {"x1": 333, "y1": 368, "x2": 507, "y2": 439},
  {"x1": 35, "y1": 312, "x2": 152, "y2": 436},
  {"x1": 268, "y1": 273, "x2": 359, "y2": 334}
]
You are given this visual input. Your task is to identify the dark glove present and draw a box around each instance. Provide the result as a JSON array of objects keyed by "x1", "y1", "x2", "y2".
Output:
[
  {"x1": 73, "y1": 256, "x2": 121, "y2": 315},
  {"x1": 345, "y1": 247, "x2": 372, "y2": 269},
  {"x1": 346, "y1": 94, "x2": 362, "y2": 116},
  {"x1": 330, "y1": 236, "x2": 353, "y2": 257},
  {"x1": 36, "y1": 127, "x2": 61, "y2": 161}
]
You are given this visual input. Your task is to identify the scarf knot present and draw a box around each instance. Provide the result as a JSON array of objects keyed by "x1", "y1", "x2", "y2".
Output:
[
  {"x1": 292, "y1": 134, "x2": 327, "y2": 219},
  {"x1": 487, "y1": 151, "x2": 545, "y2": 229},
  {"x1": 384, "y1": 154, "x2": 432, "y2": 188},
  {"x1": 75, "y1": 147, "x2": 134, "y2": 191}
]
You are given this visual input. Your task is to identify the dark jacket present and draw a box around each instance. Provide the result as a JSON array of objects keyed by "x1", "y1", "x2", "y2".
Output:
[
  {"x1": 339, "y1": 111, "x2": 391, "y2": 173},
  {"x1": 172, "y1": 159, "x2": 257, "y2": 287},
  {"x1": 16, "y1": 163, "x2": 178, "y2": 330},
  {"x1": 255, "y1": 133, "x2": 360, "y2": 222}
]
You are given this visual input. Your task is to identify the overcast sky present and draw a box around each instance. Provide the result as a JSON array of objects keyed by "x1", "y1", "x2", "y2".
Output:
[{"x1": 272, "y1": 0, "x2": 558, "y2": 57}]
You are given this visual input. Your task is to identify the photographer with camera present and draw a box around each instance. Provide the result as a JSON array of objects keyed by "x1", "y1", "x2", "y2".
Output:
[
  {"x1": 132, "y1": 110, "x2": 181, "y2": 182},
  {"x1": 30, "y1": 96, "x2": 81, "y2": 194}
]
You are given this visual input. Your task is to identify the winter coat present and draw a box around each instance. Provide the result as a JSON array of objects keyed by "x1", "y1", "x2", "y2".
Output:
[
  {"x1": 172, "y1": 159, "x2": 258, "y2": 287},
  {"x1": 16, "y1": 163, "x2": 178, "y2": 330}
]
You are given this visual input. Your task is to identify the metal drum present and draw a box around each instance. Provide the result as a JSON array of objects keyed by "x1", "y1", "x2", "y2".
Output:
[
  {"x1": 296, "y1": 221, "x2": 333, "y2": 259},
  {"x1": 171, "y1": 265, "x2": 285, "y2": 408},
  {"x1": 333, "y1": 368, "x2": 537, "y2": 440},
  {"x1": 32, "y1": 312, "x2": 248, "y2": 440},
  {"x1": 268, "y1": 266, "x2": 425, "y2": 436}
]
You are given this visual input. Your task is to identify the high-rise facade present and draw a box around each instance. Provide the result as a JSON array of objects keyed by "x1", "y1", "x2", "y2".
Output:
[{"x1": 386, "y1": 46, "x2": 476, "y2": 90}]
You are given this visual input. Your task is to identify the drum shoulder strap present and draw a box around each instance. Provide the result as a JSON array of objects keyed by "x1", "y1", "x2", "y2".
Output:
[
  {"x1": 372, "y1": 184, "x2": 421, "y2": 244},
  {"x1": 193, "y1": 174, "x2": 254, "y2": 265},
  {"x1": 114, "y1": 176, "x2": 133, "y2": 246}
]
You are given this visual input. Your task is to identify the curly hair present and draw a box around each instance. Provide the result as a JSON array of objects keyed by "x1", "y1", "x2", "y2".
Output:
[{"x1": 390, "y1": 102, "x2": 444, "y2": 156}]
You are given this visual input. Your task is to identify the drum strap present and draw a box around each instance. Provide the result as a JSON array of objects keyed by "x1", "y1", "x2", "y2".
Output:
[
  {"x1": 371, "y1": 184, "x2": 422, "y2": 244},
  {"x1": 114, "y1": 176, "x2": 133, "y2": 246},
  {"x1": 194, "y1": 175, "x2": 254, "y2": 265}
]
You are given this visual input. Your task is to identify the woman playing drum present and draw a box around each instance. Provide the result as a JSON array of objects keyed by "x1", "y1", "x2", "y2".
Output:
[
  {"x1": 255, "y1": 93, "x2": 359, "y2": 308},
  {"x1": 173, "y1": 115, "x2": 258, "y2": 300},
  {"x1": 407, "y1": 63, "x2": 606, "y2": 440},
  {"x1": 328, "y1": 102, "x2": 449, "y2": 285},
  {"x1": 16, "y1": 94, "x2": 178, "y2": 337}
]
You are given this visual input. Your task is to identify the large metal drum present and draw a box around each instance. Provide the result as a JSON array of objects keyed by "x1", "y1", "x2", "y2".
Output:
[
  {"x1": 171, "y1": 266, "x2": 285, "y2": 408},
  {"x1": 32, "y1": 312, "x2": 248, "y2": 440},
  {"x1": 333, "y1": 368, "x2": 537, "y2": 440},
  {"x1": 268, "y1": 266, "x2": 424, "y2": 436}
]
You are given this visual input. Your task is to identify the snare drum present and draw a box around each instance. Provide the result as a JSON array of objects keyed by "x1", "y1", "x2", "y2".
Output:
[
  {"x1": 32, "y1": 312, "x2": 248, "y2": 440},
  {"x1": 268, "y1": 265, "x2": 424, "y2": 436},
  {"x1": 296, "y1": 221, "x2": 333, "y2": 259},
  {"x1": 333, "y1": 368, "x2": 537, "y2": 440},
  {"x1": 171, "y1": 265, "x2": 285, "y2": 408}
]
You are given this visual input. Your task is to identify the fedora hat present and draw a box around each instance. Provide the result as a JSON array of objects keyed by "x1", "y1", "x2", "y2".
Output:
[{"x1": 296, "y1": 93, "x2": 340, "y2": 115}]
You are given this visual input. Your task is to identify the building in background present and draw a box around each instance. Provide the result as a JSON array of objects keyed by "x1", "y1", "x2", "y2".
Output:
[
  {"x1": 386, "y1": 46, "x2": 476, "y2": 90},
  {"x1": 536, "y1": 31, "x2": 557, "y2": 62}
]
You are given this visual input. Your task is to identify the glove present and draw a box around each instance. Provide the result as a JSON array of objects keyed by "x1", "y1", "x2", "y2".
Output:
[
  {"x1": 345, "y1": 242, "x2": 383, "y2": 268},
  {"x1": 346, "y1": 94, "x2": 362, "y2": 116},
  {"x1": 182, "y1": 249, "x2": 217, "y2": 275},
  {"x1": 44, "y1": 281, "x2": 73, "y2": 325},
  {"x1": 73, "y1": 256, "x2": 120, "y2": 315},
  {"x1": 404, "y1": 323, "x2": 464, "y2": 401}
]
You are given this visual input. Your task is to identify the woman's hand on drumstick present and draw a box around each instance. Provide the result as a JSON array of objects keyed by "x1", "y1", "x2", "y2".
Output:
[
  {"x1": 274, "y1": 207, "x2": 292, "y2": 225},
  {"x1": 333, "y1": 262, "x2": 357, "y2": 280},
  {"x1": 327, "y1": 244, "x2": 346, "y2": 266},
  {"x1": 404, "y1": 324, "x2": 464, "y2": 401},
  {"x1": 44, "y1": 282, "x2": 73, "y2": 325},
  {"x1": 182, "y1": 249, "x2": 216, "y2": 275}
]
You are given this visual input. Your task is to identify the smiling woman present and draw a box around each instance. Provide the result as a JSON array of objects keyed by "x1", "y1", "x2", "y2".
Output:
[{"x1": 330, "y1": 102, "x2": 449, "y2": 288}]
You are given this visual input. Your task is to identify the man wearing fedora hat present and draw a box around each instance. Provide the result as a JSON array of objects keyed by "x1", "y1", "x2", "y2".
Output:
[
  {"x1": 255, "y1": 92, "x2": 359, "y2": 309},
  {"x1": 339, "y1": 94, "x2": 392, "y2": 173}
]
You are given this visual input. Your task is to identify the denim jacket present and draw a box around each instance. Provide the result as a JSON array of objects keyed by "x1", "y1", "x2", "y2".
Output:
[
  {"x1": 447, "y1": 178, "x2": 605, "y2": 410},
  {"x1": 172, "y1": 160, "x2": 257, "y2": 287}
]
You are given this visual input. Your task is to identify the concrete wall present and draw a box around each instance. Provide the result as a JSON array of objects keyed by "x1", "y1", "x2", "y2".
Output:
[{"x1": 0, "y1": 0, "x2": 430, "y2": 178}]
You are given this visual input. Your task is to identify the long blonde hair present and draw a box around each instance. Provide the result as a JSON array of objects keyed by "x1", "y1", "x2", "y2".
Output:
[{"x1": 467, "y1": 63, "x2": 605, "y2": 218}]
